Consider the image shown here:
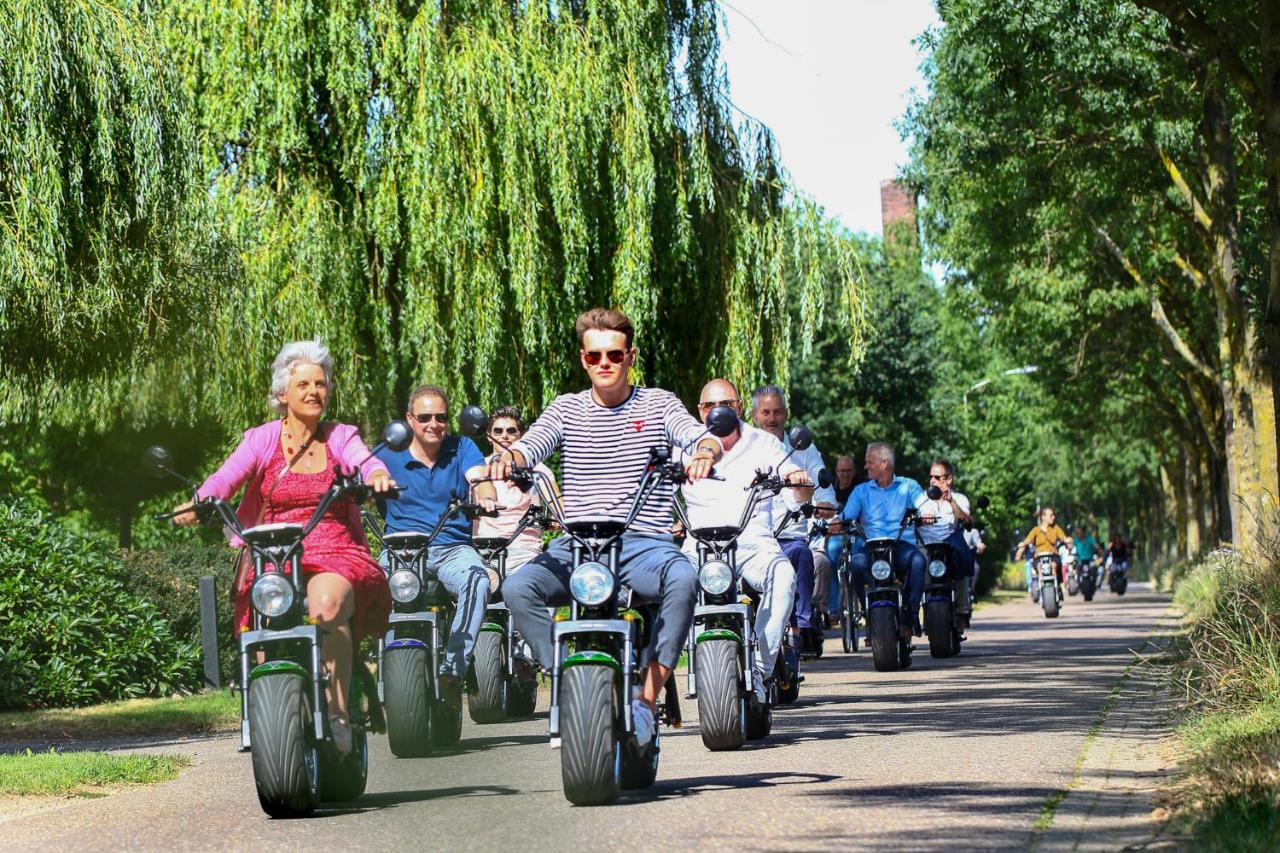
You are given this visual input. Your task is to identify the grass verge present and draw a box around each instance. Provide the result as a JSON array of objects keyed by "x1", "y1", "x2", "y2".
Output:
[
  {"x1": 0, "y1": 691, "x2": 239, "y2": 743},
  {"x1": 0, "y1": 750, "x2": 190, "y2": 796},
  {"x1": 1165, "y1": 526, "x2": 1280, "y2": 850}
]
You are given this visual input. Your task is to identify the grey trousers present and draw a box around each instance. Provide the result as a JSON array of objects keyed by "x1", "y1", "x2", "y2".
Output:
[{"x1": 502, "y1": 532, "x2": 697, "y2": 670}]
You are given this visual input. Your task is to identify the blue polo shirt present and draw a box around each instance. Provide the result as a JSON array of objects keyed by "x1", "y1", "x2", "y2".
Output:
[
  {"x1": 840, "y1": 476, "x2": 928, "y2": 543},
  {"x1": 377, "y1": 436, "x2": 484, "y2": 547}
]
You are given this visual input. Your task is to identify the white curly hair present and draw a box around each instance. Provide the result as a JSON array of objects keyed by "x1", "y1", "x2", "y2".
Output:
[{"x1": 268, "y1": 340, "x2": 334, "y2": 415}]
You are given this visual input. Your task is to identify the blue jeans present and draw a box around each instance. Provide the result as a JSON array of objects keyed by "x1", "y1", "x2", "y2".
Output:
[
  {"x1": 848, "y1": 540, "x2": 927, "y2": 625},
  {"x1": 381, "y1": 543, "x2": 490, "y2": 677},
  {"x1": 503, "y1": 533, "x2": 697, "y2": 670},
  {"x1": 780, "y1": 537, "x2": 815, "y2": 628}
]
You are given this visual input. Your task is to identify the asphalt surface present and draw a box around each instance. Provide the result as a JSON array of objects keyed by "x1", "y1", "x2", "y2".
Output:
[{"x1": 0, "y1": 583, "x2": 1179, "y2": 851}]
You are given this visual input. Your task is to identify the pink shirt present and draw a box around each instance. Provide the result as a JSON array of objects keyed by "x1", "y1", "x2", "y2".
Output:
[
  {"x1": 473, "y1": 462, "x2": 555, "y2": 551},
  {"x1": 198, "y1": 420, "x2": 389, "y2": 547}
]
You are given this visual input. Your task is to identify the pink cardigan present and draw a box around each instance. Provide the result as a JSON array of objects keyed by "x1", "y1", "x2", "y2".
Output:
[{"x1": 198, "y1": 421, "x2": 389, "y2": 547}]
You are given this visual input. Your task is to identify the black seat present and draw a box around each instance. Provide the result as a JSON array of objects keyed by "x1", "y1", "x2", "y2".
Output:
[
  {"x1": 691, "y1": 526, "x2": 741, "y2": 543},
  {"x1": 567, "y1": 520, "x2": 627, "y2": 539},
  {"x1": 383, "y1": 531, "x2": 433, "y2": 549},
  {"x1": 241, "y1": 523, "x2": 305, "y2": 547}
]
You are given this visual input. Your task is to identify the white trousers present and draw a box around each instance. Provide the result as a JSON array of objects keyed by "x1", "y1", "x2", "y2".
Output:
[{"x1": 737, "y1": 541, "x2": 798, "y2": 678}]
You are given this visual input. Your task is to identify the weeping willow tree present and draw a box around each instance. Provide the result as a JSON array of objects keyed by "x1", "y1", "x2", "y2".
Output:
[
  {"x1": 121, "y1": 0, "x2": 865, "y2": 428},
  {"x1": 0, "y1": 0, "x2": 221, "y2": 388}
]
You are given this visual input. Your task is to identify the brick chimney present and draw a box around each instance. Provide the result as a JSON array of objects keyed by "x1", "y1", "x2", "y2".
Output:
[{"x1": 880, "y1": 179, "x2": 918, "y2": 247}]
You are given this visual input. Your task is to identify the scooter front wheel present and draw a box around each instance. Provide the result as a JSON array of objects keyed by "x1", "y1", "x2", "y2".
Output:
[
  {"x1": 247, "y1": 672, "x2": 320, "y2": 818},
  {"x1": 695, "y1": 639, "x2": 746, "y2": 751},
  {"x1": 559, "y1": 665, "x2": 621, "y2": 806}
]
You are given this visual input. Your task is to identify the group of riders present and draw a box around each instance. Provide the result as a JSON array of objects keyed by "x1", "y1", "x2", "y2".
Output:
[
  {"x1": 1016, "y1": 506, "x2": 1133, "y2": 609},
  {"x1": 167, "y1": 306, "x2": 996, "y2": 808}
]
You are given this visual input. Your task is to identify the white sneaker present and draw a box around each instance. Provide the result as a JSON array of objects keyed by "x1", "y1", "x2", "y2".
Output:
[
  {"x1": 329, "y1": 714, "x2": 353, "y2": 755},
  {"x1": 752, "y1": 671, "x2": 768, "y2": 705},
  {"x1": 631, "y1": 699, "x2": 655, "y2": 748}
]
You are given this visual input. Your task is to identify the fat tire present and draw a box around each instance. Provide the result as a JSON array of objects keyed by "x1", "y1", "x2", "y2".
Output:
[
  {"x1": 924, "y1": 599, "x2": 955, "y2": 659},
  {"x1": 247, "y1": 672, "x2": 320, "y2": 818},
  {"x1": 468, "y1": 631, "x2": 507, "y2": 724},
  {"x1": 382, "y1": 646, "x2": 432, "y2": 758},
  {"x1": 559, "y1": 665, "x2": 620, "y2": 806},
  {"x1": 1043, "y1": 585, "x2": 1060, "y2": 618},
  {"x1": 868, "y1": 606, "x2": 900, "y2": 672},
  {"x1": 1116, "y1": 576, "x2": 1128, "y2": 595},
  {"x1": 695, "y1": 639, "x2": 745, "y2": 751},
  {"x1": 319, "y1": 726, "x2": 368, "y2": 802},
  {"x1": 508, "y1": 656, "x2": 539, "y2": 717}
]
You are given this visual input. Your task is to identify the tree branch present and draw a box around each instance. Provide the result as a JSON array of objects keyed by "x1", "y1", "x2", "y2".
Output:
[
  {"x1": 1095, "y1": 225, "x2": 1218, "y2": 384},
  {"x1": 1159, "y1": 149, "x2": 1213, "y2": 232},
  {"x1": 1133, "y1": 0, "x2": 1263, "y2": 118}
]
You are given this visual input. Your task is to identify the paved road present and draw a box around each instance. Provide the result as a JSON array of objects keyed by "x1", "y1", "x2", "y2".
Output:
[{"x1": 1, "y1": 584, "x2": 1177, "y2": 851}]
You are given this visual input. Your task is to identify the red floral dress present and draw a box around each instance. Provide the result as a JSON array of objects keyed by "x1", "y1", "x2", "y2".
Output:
[{"x1": 232, "y1": 438, "x2": 391, "y2": 642}]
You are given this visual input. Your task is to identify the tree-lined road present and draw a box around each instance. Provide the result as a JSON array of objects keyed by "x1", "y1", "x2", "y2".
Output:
[{"x1": 0, "y1": 586, "x2": 1177, "y2": 851}]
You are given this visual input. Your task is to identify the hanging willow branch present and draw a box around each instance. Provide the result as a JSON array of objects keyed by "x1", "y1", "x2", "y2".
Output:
[
  {"x1": 0, "y1": 0, "x2": 221, "y2": 386},
  {"x1": 10, "y1": 0, "x2": 866, "y2": 435}
]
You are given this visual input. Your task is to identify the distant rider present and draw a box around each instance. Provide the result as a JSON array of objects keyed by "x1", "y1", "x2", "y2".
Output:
[
  {"x1": 833, "y1": 441, "x2": 930, "y2": 640},
  {"x1": 486, "y1": 307, "x2": 722, "y2": 750},
  {"x1": 1018, "y1": 506, "x2": 1072, "y2": 586},
  {"x1": 377, "y1": 384, "x2": 498, "y2": 717},
  {"x1": 916, "y1": 459, "x2": 976, "y2": 629},
  {"x1": 680, "y1": 378, "x2": 810, "y2": 702}
]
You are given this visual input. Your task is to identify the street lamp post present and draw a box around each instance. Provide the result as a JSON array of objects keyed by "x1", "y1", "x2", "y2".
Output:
[{"x1": 963, "y1": 364, "x2": 1039, "y2": 423}]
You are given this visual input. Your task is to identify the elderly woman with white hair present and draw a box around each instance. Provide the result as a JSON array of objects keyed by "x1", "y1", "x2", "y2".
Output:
[{"x1": 171, "y1": 340, "x2": 395, "y2": 752}]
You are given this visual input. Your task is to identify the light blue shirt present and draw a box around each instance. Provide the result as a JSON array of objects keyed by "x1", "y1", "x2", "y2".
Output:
[{"x1": 840, "y1": 476, "x2": 928, "y2": 543}]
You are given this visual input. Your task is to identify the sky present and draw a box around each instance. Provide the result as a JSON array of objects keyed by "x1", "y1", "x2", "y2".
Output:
[{"x1": 718, "y1": 0, "x2": 941, "y2": 237}]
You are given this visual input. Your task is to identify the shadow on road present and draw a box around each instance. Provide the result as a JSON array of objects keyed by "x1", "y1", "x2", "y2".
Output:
[
  {"x1": 624, "y1": 770, "x2": 841, "y2": 804},
  {"x1": 317, "y1": 784, "x2": 522, "y2": 815}
]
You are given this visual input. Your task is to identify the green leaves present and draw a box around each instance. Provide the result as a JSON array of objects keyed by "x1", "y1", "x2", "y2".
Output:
[{"x1": 0, "y1": 498, "x2": 200, "y2": 710}]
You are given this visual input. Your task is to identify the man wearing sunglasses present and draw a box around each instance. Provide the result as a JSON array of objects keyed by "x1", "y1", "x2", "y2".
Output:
[
  {"x1": 917, "y1": 459, "x2": 976, "y2": 629},
  {"x1": 377, "y1": 384, "x2": 498, "y2": 714},
  {"x1": 486, "y1": 307, "x2": 722, "y2": 750},
  {"x1": 683, "y1": 378, "x2": 811, "y2": 703}
]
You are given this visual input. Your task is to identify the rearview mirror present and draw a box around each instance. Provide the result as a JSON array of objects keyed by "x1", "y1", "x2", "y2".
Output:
[
  {"x1": 704, "y1": 405, "x2": 739, "y2": 438},
  {"x1": 817, "y1": 470, "x2": 832, "y2": 489},
  {"x1": 142, "y1": 445, "x2": 174, "y2": 478},
  {"x1": 927, "y1": 484, "x2": 943, "y2": 501},
  {"x1": 976, "y1": 495, "x2": 990, "y2": 510},
  {"x1": 458, "y1": 405, "x2": 489, "y2": 438},
  {"x1": 787, "y1": 425, "x2": 813, "y2": 452},
  {"x1": 381, "y1": 420, "x2": 413, "y2": 452}
]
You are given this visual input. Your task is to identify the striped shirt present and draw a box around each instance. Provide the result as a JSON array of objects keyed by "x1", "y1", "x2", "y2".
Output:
[{"x1": 510, "y1": 386, "x2": 708, "y2": 535}]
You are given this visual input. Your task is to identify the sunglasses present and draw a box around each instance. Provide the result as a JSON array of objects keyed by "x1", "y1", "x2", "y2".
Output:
[
  {"x1": 489, "y1": 426, "x2": 521, "y2": 437},
  {"x1": 698, "y1": 399, "x2": 739, "y2": 410},
  {"x1": 583, "y1": 349, "x2": 628, "y2": 366},
  {"x1": 411, "y1": 412, "x2": 448, "y2": 424},
  {"x1": 929, "y1": 474, "x2": 951, "y2": 480}
]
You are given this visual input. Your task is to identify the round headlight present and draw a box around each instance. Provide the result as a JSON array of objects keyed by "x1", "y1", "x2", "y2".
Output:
[
  {"x1": 698, "y1": 560, "x2": 733, "y2": 595},
  {"x1": 871, "y1": 560, "x2": 892, "y2": 581},
  {"x1": 928, "y1": 559, "x2": 947, "y2": 578},
  {"x1": 251, "y1": 573, "x2": 294, "y2": 618},
  {"x1": 569, "y1": 561, "x2": 614, "y2": 606},
  {"x1": 389, "y1": 569, "x2": 421, "y2": 604}
]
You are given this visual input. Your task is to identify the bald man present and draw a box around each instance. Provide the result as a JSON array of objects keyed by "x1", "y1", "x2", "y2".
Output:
[{"x1": 685, "y1": 378, "x2": 811, "y2": 700}]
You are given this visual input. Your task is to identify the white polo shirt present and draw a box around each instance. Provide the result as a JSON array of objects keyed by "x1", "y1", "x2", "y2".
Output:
[{"x1": 917, "y1": 490, "x2": 971, "y2": 546}]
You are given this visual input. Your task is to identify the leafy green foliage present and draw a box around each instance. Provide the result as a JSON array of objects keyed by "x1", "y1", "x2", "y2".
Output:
[
  {"x1": 0, "y1": 0, "x2": 227, "y2": 385},
  {"x1": 120, "y1": 543, "x2": 239, "y2": 684},
  {"x1": 0, "y1": 498, "x2": 200, "y2": 710}
]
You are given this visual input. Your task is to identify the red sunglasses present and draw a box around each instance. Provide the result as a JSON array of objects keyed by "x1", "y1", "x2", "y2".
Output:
[{"x1": 583, "y1": 349, "x2": 628, "y2": 366}]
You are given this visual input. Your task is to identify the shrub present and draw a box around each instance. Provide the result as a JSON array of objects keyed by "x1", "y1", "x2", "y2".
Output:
[
  {"x1": 120, "y1": 542, "x2": 239, "y2": 683},
  {"x1": 0, "y1": 498, "x2": 200, "y2": 710}
]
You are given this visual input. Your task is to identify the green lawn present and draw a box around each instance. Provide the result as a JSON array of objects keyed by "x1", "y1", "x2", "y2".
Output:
[
  {"x1": 0, "y1": 691, "x2": 239, "y2": 742},
  {"x1": 0, "y1": 750, "x2": 190, "y2": 796}
]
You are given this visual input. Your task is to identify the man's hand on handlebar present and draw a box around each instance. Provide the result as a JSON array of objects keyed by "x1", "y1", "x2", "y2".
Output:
[
  {"x1": 369, "y1": 472, "x2": 399, "y2": 494},
  {"x1": 485, "y1": 448, "x2": 527, "y2": 483},
  {"x1": 476, "y1": 495, "x2": 499, "y2": 515}
]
